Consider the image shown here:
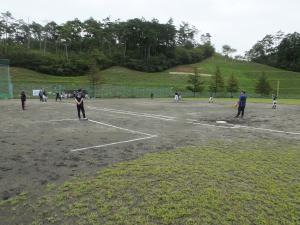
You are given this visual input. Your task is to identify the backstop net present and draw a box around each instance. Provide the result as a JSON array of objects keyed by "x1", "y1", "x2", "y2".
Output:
[{"x1": 0, "y1": 59, "x2": 13, "y2": 99}]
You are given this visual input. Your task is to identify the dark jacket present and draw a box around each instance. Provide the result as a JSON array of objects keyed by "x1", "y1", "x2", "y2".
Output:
[
  {"x1": 21, "y1": 93, "x2": 26, "y2": 101},
  {"x1": 239, "y1": 94, "x2": 247, "y2": 107}
]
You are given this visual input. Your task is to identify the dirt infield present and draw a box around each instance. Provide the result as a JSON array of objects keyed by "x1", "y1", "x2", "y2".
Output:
[{"x1": 1, "y1": 98, "x2": 300, "y2": 202}]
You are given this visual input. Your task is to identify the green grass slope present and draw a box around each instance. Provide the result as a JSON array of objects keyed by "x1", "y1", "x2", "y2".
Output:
[
  {"x1": 9, "y1": 55, "x2": 300, "y2": 98},
  {"x1": 187, "y1": 56, "x2": 300, "y2": 97}
]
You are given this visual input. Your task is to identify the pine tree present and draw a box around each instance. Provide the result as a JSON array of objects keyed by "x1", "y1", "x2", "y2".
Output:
[
  {"x1": 227, "y1": 74, "x2": 239, "y2": 97},
  {"x1": 255, "y1": 72, "x2": 272, "y2": 96},
  {"x1": 208, "y1": 66, "x2": 224, "y2": 95},
  {"x1": 87, "y1": 62, "x2": 105, "y2": 98},
  {"x1": 186, "y1": 67, "x2": 205, "y2": 97}
]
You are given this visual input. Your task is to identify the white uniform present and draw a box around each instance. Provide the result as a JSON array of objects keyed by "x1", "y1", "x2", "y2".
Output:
[{"x1": 174, "y1": 94, "x2": 179, "y2": 102}]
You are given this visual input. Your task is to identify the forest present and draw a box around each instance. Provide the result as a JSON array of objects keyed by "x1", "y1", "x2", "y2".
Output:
[
  {"x1": 246, "y1": 31, "x2": 300, "y2": 72},
  {"x1": 0, "y1": 11, "x2": 214, "y2": 75}
]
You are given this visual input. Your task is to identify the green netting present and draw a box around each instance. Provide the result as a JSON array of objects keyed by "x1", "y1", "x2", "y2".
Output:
[
  {"x1": 0, "y1": 59, "x2": 13, "y2": 99},
  {"x1": 11, "y1": 82, "x2": 300, "y2": 99}
]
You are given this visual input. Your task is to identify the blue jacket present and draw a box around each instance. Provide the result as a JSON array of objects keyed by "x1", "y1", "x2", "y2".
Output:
[{"x1": 239, "y1": 94, "x2": 247, "y2": 107}]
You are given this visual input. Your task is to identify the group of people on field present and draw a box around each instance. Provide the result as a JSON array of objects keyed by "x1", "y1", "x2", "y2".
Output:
[
  {"x1": 19, "y1": 89, "x2": 278, "y2": 120},
  {"x1": 38, "y1": 89, "x2": 48, "y2": 102}
]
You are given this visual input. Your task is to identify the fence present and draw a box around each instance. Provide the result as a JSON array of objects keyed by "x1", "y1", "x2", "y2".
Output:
[
  {"x1": 10, "y1": 83, "x2": 300, "y2": 99},
  {"x1": 0, "y1": 59, "x2": 13, "y2": 99}
]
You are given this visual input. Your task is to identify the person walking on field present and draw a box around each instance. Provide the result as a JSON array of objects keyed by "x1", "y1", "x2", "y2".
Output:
[
  {"x1": 20, "y1": 91, "x2": 26, "y2": 110},
  {"x1": 75, "y1": 89, "x2": 87, "y2": 120},
  {"x1": 235, "y1": 91, "x2": 247, "y2": 118}
]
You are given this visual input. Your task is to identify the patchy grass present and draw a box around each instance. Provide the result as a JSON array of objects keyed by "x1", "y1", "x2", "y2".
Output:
[
  {"x1": 1, "y1": 142, "x2": 299, "y2": 225},
  {"x1": 0, "y1": 192, "x2": 27, "y2": 207}
]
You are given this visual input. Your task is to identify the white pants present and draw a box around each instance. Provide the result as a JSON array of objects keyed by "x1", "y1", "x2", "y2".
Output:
[{"x1": 174, "y1": 95, "x2": 179, "y2": 102}]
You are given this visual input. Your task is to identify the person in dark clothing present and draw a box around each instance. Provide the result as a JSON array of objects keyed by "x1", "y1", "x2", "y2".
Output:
[
  {"x1": 56, "y1": 92, "x2": 62, "y2": 102},
  {"x1": 235, "y1": 91, "x2": 247, "y2": 118},
  {"x1": 20, "y1": 91, "x2": 26, "y2": 110},
  {"x1": 75, "y1": 89, "x2": 87, "y2": 120},
  {"x1": 150, "y1": 92, "x2": 154, "y2": 99},
  {"x1": 39, "y1": 89, "x2": 43, "y2": 102},
  {"x1": 272, "y1": 94, "x2": 277, "y2": 109},
  {"x1": 43, "y1": 90, "x2": 48, "y2": 102}
]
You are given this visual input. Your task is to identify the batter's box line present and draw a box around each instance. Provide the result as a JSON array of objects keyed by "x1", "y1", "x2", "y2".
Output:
[
  {"x1": 33, "y1": 118, "x2": 158, "y2": 152},
  {"x1": 71, "y1": 119, "x2": 157, "y2": 152}
]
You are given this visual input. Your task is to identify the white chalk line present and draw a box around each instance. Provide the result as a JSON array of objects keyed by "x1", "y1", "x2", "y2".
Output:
[
  {"x1": 33, "y1": 117, "x2": 158, "y2": 151},
  {"x1": 87, "y1": 119, "x2": 154, "y2": 136},
  {"x1": 190, "y1": 122, "x2": 300, "y2": 136},
  {"x1": 70, "y1": 135, "x2": 157, "y2": 152},
  {"x1": 69, "y1": 119, "x2": 157, "y2": 152},
  {"x1": 66, "y1": 102, "x2": 175, "y2": 120},
  {"x1": 64, "y1": 102, "x2": 300, "y2": 137},
  {"x1": 102, "y1": 107, "x2": 176, "y2": 119},
  {"x1": 230, "y1": 124, "x2": 300, "y2": 136},
  {"x1": 33, "y1": 118, "x2": 78, "y2": 123},
  {"x1": 87, "y1": 106, "x2": 175, "y2": 121}
]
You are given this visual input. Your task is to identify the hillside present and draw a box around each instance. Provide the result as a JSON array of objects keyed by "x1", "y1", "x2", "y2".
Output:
[{"x1": 10, "y1": 55, "x2": 300, "y2": 98}]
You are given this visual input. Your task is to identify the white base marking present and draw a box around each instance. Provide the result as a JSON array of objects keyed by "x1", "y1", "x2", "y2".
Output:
[
  {"x1": 186, "y1": 119, "x2": 198, "y2": 122},
  {"x1": 191, "y1": 122, "x2": 233, "y2": 129}
]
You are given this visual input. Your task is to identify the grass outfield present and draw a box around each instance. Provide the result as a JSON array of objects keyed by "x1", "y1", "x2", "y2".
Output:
[
  {"x1": 1, "y1": 142, "x2": 299, "y2": 225},
  {"x1": 10, "y1": 55, "x2": 300, "y2": 98}
]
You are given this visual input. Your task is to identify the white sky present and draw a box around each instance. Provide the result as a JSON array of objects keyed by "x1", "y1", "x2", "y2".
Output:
[{"x1": 3, "y1": 0, "x2": 300, "y2": 55}]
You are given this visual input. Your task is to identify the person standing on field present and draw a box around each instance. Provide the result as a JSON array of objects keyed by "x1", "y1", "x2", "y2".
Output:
[
  {"x1": 235, "y1": 91, "x2": 247, "y2": 118},
  {"x1": 39, "y1": 89, "x2": 43, "y2": 102},
  {"x1": 56, "y1": 92, "x2": 62, "y2": 102},
  {"x1": 174, "y1": 92, "x2": 179, "y2": 103},
  {"x1": 75, "y1": 89, "x2": 87, "y2": 120},
  {"x1": 20, "y1": 91, "x2": 26, "y2": 110},
  {"x1": 272, "y1": 94, "x2": 277, "y2": 109},
  {"x1": 42, "y1": 90, "x2": 48, "y2": 102}
]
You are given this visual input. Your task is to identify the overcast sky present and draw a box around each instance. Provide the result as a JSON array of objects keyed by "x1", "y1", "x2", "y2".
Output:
[{"x1": 4, "y1": 0, "x2": 300, "y2": 55}]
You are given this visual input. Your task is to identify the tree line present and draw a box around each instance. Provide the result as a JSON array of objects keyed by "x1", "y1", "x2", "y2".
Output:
[
  {"x1": 245, "y1": 31, "x2": 300, "y2": 72},
  {"x1": 187, "y1": 67, "x2": 274, "y2": 97},
  {"x1": 0, "y1": 11, "x2": 215, "y2": 75}
]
